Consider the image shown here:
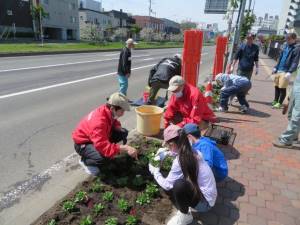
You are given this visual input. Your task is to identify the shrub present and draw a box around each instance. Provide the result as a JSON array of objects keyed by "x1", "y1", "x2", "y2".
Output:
[
  {"x1": 93, "y1": 203, "x2": 105, "y2": 215},
  {"x1": 74, "y1": 191, "x2": 88, "y2": 203},
  {"x1": 145, "y1": 183, "x2": 159, "y2": 198},
  {"x1": 79, "y1": 215, "x2": 93, "y2": 225},
  {"x1": 116, "y1": 177, "x2": 129, "y2": 187},
  {"x1": 90, "y1": 182, "x2": 103, "y2": 193},
  {"x1": 136, "y1": 192, "x2": 151, "y2": 205},
  {"x1": 102, "y1": 191, "x2": 114, "y2": 202},
  {"x1": 62, "y1": 200, "x2": 76, "y2": 213},
  {"x1": 132, "y1": 175, "x2": 145, "y2": 187},
  {"x1": 126, "y1": 215, "x2": 138, "y2": 225},
  {"x1": 105, "y1": 217, "x2": 118, "y2": 225},
  {"x1": 47, "y1": 219, "x2": 57, "y2": 225},
  {"x1": 117, "y1": 198, "x2": 129, "y2": 213}
]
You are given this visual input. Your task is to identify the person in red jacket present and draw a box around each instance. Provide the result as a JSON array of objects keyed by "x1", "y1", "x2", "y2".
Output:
[
  {"x1": 72, "y1": 92, "x2": 138, "y2": 176},
  {"x1": 164, "y1": 76, "x2": 217, "y2": 129}
]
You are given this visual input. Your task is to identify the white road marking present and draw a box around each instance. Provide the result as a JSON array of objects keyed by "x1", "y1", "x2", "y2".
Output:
[
  {"x1": 0, "y1": 54, "x2": 151, "y2": 73},
  {"x1": 141, "y1": 58, "x2": 154, "y2": 61},
  {"x1": 0, "y1": 64, "x2": 155, "y2": 100},
  {"x1": 104, "y1": 53, "x2": 120, "y2": 56}
]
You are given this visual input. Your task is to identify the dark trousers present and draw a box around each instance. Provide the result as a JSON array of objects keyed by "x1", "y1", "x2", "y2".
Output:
[
  {"x1": 220, "y1": 83, "x2": 251, "y2": 110},
  {"x1": 148, "y1": 81, "x2": 169, "y2": 104},
  {"x1": 274, "y1": 86, "x2": 287, "y2": 104},
  {"x1": 237, "y1": 69, "x2": 253, "y2": 80},
  {"x1": 172, "y1": 179, "x2": 201, "y2": 214},
  {"x1": 74, "y1": 128, "x2": 128, "y2": 167}
]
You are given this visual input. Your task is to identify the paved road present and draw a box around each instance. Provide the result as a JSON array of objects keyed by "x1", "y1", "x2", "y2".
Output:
[{"x1": 0, "y1": 47, "x2": 215, "y2": 224}]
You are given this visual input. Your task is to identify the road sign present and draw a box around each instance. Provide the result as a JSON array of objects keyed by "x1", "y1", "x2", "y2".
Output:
[{"x1": 204, "y1": 0, "x2": 229, "y2": 14}]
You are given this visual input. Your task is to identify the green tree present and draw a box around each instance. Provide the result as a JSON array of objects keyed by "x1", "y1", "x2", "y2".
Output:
[
  {"x1": 240, "y1": 11, "x2": 256, "y2": 40},
  {"x1": 130, "y1": 24, "x2": 142, "y2": 40},
  {"x1": 31, "y1": 4, "x2": 48, "y2": 43},
  {"x1": 180, "y1": 20, "x2": 198, "y2": 31}
]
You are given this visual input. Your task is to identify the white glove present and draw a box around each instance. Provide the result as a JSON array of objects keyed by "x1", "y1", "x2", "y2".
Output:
[
  {"x1": 272, "y1": 68, "x2": 277, "y2": 74},
  {"x1": 154, "y1": 148, "x2": 169, "y2": 161},
  {"x1": 221, "y1": 86, "x2": 226, "y2": 91},
  {"x1": 148, "y1": 163, "x2": 160, "y2": 175},
  {"x1": 284, "y1": 72, "x2": 291, "y2": 80},
  {"x1": 230, "y1": 65, "x2": 234, "y2": 73},
  {"x1": 255, "y1": 67, "x2": 259, "y2": 75}
]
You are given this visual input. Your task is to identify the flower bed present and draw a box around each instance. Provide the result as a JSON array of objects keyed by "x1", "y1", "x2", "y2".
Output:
[{"x1": 32, "y1": 136, "x2": 174, "y2": 225}]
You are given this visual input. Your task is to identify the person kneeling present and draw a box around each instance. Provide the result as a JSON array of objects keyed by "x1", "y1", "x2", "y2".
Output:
[
  {"x1": 148, "y1": 125, "x2": 217, "y2": 225},
  {"x1": 72, "y1": 92, "x2": 138, "y2": 176}
]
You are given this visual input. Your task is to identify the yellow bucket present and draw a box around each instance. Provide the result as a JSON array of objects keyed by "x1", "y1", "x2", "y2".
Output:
[{"x1": 135, "y1": 105, "x2": 164, "y2": 136}]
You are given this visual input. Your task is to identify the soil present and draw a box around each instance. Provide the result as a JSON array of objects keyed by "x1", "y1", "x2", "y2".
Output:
[{"x1": 32, "y1": 135, "x2": 174, "y2": 225}]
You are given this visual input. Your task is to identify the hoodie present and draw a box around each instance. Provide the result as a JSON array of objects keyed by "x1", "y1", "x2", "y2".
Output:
[{"x1": 192, "y1": 137, "x2": 228, "y2": 182}]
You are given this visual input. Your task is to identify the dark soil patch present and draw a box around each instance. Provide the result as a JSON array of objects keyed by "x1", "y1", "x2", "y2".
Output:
[{"x1": 32, "y1": 135, "x2": 173, "y2": 225}]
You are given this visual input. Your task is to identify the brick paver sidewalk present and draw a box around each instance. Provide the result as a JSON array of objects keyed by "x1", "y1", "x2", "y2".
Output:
[{"x1": 193, "y1": 56, "x2": 300, "y2": 225}]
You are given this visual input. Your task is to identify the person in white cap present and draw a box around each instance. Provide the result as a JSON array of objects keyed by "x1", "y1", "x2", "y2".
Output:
[
  {"x1": 164, "y1": 75, "x2": 217, "y2": 129},
  {"x1": 72, "y1": 92, "x2": 138, "y2": 176},
  {"x1": 117, "y1": 38, "x2": 137, "y2": 96},
  {"x1": 147, "y1": 54, "x2": 182, "y2": 104}
]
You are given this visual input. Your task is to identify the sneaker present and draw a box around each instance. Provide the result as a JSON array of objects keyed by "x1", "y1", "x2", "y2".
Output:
[
  {"x1": 272, "y1": 140, "x2": 293, "y2": 149},
  {"x1": 79, "y1": 160, "x2": 100, "y2": 176},
  {"x1": 271, "y1": 101, "x2": 278, "y2": 106},
  {"x1": 240, "y1": 105, "x2": 249, "y2": 113},
  {"x1": 167, "y1": 210, "x2": 193, "y2": 225},
  {"x1": 216, "y1": 106, "x2": 228, "y2": 113},
  {"x1": 272, "y1": 103, "x2": 282, "y2": 109}
]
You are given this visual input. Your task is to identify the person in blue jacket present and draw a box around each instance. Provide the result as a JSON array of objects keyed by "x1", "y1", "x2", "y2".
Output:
[
  {"x1": 215, "y1": 73, "x2": 252, "y2": 113},
  {"x1": 183, "y1": 123, "x2": 228, "y2": 182}
]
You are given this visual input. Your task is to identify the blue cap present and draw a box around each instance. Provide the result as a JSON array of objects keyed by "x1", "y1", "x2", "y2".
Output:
[{"x1": 183, "y1": 123, "x2": 200, "y2": 136}]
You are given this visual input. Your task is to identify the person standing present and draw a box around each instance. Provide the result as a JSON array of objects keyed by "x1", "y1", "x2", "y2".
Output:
[
  {"x1": 229, "y1": 33, "x2": 259, "y2": 80},
  {"x1": 271, "y1": 33, "x2": 299, "y2": 109},
  {"x1": 117, "y1": 38, "x2": 137, "y2": 96}
]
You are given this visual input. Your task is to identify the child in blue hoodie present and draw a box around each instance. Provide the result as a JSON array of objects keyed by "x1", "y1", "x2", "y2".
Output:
[{"x1": 183, "y1": 123, "x2": 228, "y2": 182}]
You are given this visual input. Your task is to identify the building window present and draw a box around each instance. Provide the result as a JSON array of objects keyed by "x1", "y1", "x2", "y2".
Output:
[
  {"x1": 69, "y1": 3, "x2": 76, "y2": 10},
  {"x1": 7, "y1": 10, "x2": 13, "y2": 16},
  {"x1": 80, "y1": 16, "x2": 83, "y2": 20},
  {"x1": 70, "y1": 16, "x2": 76, "y2": 23}
]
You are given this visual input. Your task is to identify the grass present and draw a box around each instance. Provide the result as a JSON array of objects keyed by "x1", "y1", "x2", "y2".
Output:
[{"x1": 0, "y1": 41, "x2": 184, "y2": 54}]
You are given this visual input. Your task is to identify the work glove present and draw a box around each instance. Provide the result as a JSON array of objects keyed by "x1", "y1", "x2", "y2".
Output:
[
  {"x1": 154, "y1": 148, "x2": 169, "y2": 161},
  {"x1": 272, "y1": 68, "x2": 277, "y2": 74},
  {"x1": 230, "y1": 65, "x2": 234, "y2": 73},
  {"x1": 255, "y1": 67, "x2": 259, "y2": 75},
  {"x1": 284, "y1": 72, "x2": 291, "y2": 80},
  {"x1": 148, "y1": 163, "x2": 160, "y2": 175}
]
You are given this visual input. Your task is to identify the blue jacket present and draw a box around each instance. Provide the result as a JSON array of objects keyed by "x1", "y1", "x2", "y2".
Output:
[
  {"x1": 192, "y1": 137, "x2": 228, "y2": 182},
  {"x1": 275, "y1": 43, "x2": 300, "y2": 73},
  {"x1": 234, "y1": 43, "x2": 259, "y2": 71},
  {"x1": 216, "y1": 73, "x2": 251, "y2": 89}
]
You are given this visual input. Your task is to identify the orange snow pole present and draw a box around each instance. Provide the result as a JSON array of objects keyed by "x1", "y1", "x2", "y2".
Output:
[
  {"x1": 182, "y1": 30, "x2": 204, "y2": 86},
  {"x1": 212, "y1": 36, "x2": 228, "y2": 80},
  {"x1": 204, "y1": 81, "x2": 213, "y2": 109}
]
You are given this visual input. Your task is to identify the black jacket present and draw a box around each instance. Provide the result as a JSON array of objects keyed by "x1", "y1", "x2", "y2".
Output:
[
  {"x1": 118, "y1": 47, "x2": 131, "y2": 75},
  {"x1": 275, "y1": 43, "x2": 300, "y2": 73},
  {"x1": 148, "y1": 57, "x2": 181, "y2": 86}
]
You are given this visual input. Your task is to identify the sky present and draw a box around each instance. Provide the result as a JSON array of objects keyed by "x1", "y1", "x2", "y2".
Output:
[{"x1": 100, "y1": 0, "x2": 283, "y2": 30}]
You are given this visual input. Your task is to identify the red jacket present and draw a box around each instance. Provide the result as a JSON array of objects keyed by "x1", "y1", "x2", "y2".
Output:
[
  {"x1": 72, "y1": 105, "x2": 122, "y2": 158},
  {"x1": 164, "y1": 84, "x2": 216, "y2": 128}
]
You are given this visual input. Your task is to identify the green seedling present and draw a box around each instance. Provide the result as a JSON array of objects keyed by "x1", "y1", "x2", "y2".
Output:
[
  {"x1": 62, "y1": 200, "x2": 76, "y2": 213},
  {"x1": 105, "y1": 217, "x2": 118, "y2": 225},
  {"x1": 93, "y1": 203, "x2": 105, "y2": 215},
  {"x1": 117, "y1": 198, "x2": 129, "y2": 213},
  {"x1": 132, "y1": 175, "x2": 145, "y2": 187},
  {"x1": 136, "y1": 192, "x2": 151, "y2": 205},
  {"x1": 74, "y1": 191, "x2": 88, "y2": 203},
  {"x1": 162, "y1": 155, "x2": 174, "y2": 171},
  {"x1": 47, "y1": 219, "x2": 57, "y2": 225},
  {"x1": 79, "y1": 215, "x2": 93, "y2": 225},
  {"x1": 90, "y1": 182, "x2": 103, "y2": 193},
  {"x1": 145, "y1": 183, "x2": 159, "y2": 198},
  {"x1": 102, "y1": 191, "x2": 114, "y2": 202},
  {"x1": 116, "y1": 176, "x2": 129, "y2": 187},
  {"x1": 126, "y1": 215, "x2": 138, "y2": 225}
]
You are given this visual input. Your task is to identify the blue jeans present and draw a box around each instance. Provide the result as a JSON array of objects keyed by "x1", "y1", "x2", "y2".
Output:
[
  {"x1": 279, "y1": 89, "x2": 300, "y2": 144},
  {"x1": 118, "y1": 74, "x2": 128, "y2": 96},
  {"x1": 194, "y1": 199, "x2": 211, "y2": 212},
  {"x1": 220, "y1": 83, "x2": 251, "y2": 110}
]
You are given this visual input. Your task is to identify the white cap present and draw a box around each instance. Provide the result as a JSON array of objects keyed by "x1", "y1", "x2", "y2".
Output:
[
  {"x1": 168, "y1": 75, "x2": 185, "y2": 92},
  {"x1": 126, "y1": 38, "x2": 137, "y2": 45},
  {"x1": 107, "y1": 92, "x2": 130, "y2": 111}
]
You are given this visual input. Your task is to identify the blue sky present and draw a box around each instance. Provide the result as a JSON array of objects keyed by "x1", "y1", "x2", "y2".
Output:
[{"x1": 100, "y1": 0, "x2": 283, "y2": 30}]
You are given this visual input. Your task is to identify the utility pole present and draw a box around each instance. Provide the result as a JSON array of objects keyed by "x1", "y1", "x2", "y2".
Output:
[
  {"x1": 39, "y1": 9, "x2": 44, "y2": 46},
  {"x1": 148, "y1": 0, "x2": 152, "y2": 29},
  {"x1": 228, "y1": 0, "x2": 247, "y2": 63}
]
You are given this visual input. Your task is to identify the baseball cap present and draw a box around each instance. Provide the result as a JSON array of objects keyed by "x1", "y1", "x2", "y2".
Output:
[
  {"x1": 164, "y1": 124, "x2": 181, "y2": 143},
  {"x1": 168, "y1": 75, "x2": 185, "y2": 92},
  {"x1": 174, "y1": 53, "x2": 181, "y2": 59},
  {"x1": 126, "y1": 38, "x2": 138, "y2": 45},
  {"x1": 183, "y1": 123, "x2": 200, "y2": 136},
  {"x1": 107, "y1": 92, "x2": 130, "y2": 111}
]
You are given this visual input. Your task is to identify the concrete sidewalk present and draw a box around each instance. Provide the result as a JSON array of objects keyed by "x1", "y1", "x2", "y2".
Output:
[{"x1": 193, "y1": 55, "x2": 300, "y2": 225}]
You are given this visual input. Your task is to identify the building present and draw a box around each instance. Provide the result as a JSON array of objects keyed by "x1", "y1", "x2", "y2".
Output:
[
  {"x1": 79, "y1": 0, "x2": 102, "y2": 12},
  {"x1": 161, "y1": 18, "x2": 180, "y2": 34},
  {"x1": 0, "y1": 0, "x2": 33, "y2": 38},
  {"x1": 103, "y1": 10, "x2": 135, "y2": 29},
  {"x1": 278, "y1": 0, "x2": 300, "y2": 35},
  {"x1": 133, "y1": 16, "x2": 165, "y2": 32},
  {"x1": 39, "y1": 0, "x2": 80, "y2": 40}
]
